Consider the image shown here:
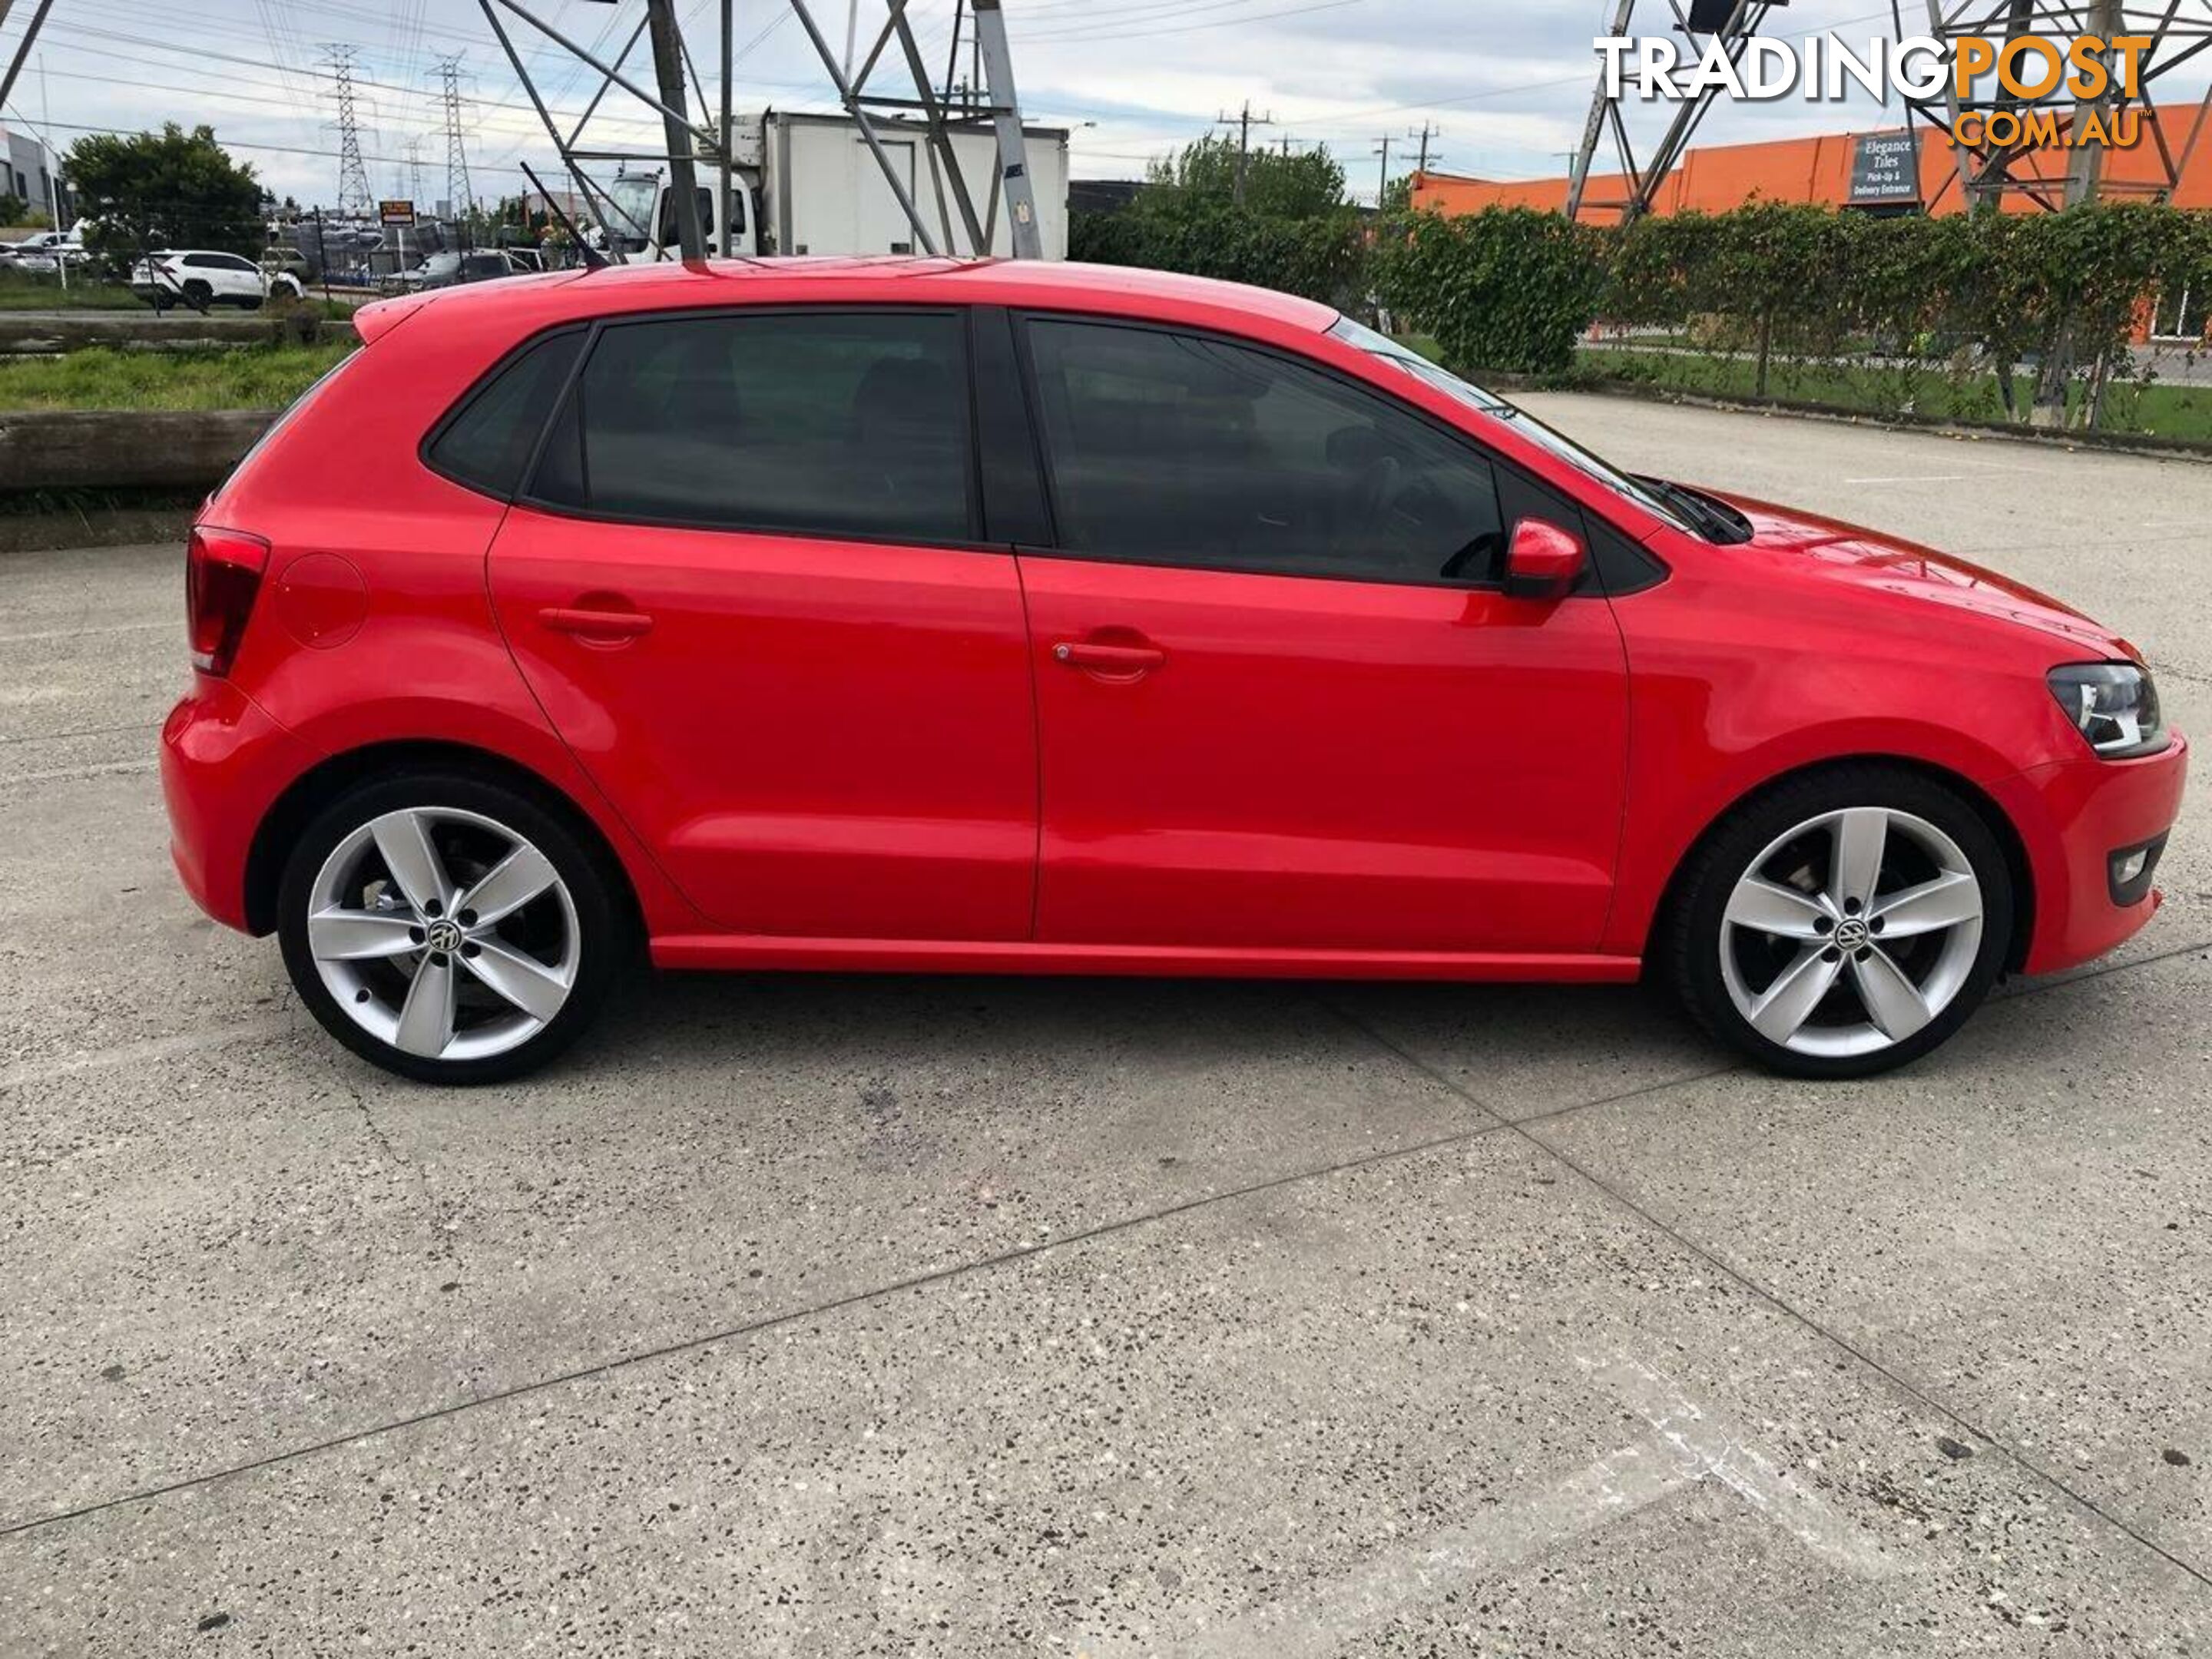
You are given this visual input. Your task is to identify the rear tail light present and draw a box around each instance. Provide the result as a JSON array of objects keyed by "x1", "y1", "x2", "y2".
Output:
[{"x1": 185, "y1": 525, "x2": 271, "y2": 675}]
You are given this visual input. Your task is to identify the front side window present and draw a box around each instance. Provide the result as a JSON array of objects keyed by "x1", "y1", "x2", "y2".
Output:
[
  {"x1": 1326, "y1": 316, "x2": 1694, "y2": 535},
  {"x1": 531, "y1": 310, "x2": 972, "y2": 543},
  {"x1": 1025, "y1": 318, "x2": 1502, "y2": 585}
]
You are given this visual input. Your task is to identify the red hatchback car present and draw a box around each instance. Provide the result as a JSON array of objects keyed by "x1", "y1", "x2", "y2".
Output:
[{"x1": 162, "y1": 259, "x2": 2186, "y2": 1084}]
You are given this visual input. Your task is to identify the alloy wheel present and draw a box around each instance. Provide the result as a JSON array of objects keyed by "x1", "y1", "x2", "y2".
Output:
[
  {"x1": 306, "y1": 806, "x2": 581, "y2": 1063},
  {"x1": 1718, "y1": 806, "x2": 1984, "y2": 1059}
]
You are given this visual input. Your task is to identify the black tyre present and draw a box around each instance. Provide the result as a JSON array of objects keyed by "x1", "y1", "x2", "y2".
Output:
[
  {"x1": 181, "y1": 279, "x2": 213, "y2": 310},
  {"x1": 1666, "y1": 763, "x2": 2014, "y2": 1079},
  {"x1": 277, "y1": 770, "x2": 628, "y2": 1084}
]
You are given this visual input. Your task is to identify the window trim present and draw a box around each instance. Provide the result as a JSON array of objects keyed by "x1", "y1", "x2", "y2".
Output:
[
  {"x1": 1009, "y1": 309, "x2": 1641, "y2": 596},
  {"x1": 507, "y1": 303, "x2": 998, "y2": 554}
]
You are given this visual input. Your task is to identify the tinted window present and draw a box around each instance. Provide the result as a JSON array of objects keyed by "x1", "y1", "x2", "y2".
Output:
[
  {"x1": 532, "y1": 311, "x2": 972, "y2": 541},
  {"x1": 1025, "y1": 320, "x2": 1502, "y2": 584},
  {"x1": 429, "y1": 331, "x2": 584, "y2": 498},
  {"x1": 658, "y1": 187, "x2": 716, "y2": 250}
]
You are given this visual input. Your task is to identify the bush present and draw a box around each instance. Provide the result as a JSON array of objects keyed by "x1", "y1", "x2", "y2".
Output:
[
  {"x1": 1372, "y1": 207, "x2": 1605, "y2": 375},
  {"x1": 1070, "y1": 200, "x2": 1368, "y2": 308}
]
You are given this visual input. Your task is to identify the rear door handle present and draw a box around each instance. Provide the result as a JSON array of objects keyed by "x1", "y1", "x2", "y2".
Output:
[
  {"x1": 1052, "y1": 641, "x2": 1165, "y2": 674},
  {"x1": 539, "y1": 605, "x2": 654, "y2": 640}
]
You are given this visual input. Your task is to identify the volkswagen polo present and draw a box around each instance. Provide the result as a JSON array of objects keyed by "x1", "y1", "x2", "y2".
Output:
[{"x1": 161, "y1": 259, "x2": 2187, "y2": 1084}]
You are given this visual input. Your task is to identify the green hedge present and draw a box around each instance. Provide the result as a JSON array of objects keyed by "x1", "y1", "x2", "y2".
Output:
[
  {"x1": 1069, "y1": 200, "x2": 1369, "y2": 310},
  {"x1": 1071, "y1": 194, "x2": 2212, "y2": 426}
]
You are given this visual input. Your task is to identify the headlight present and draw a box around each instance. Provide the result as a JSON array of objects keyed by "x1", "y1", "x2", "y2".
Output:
[{"x1": 2048, "y1": 663, "x2": 2167, "y2": 759}]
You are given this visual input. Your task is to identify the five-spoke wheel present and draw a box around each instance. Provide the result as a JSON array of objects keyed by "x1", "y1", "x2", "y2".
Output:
[
  {"x1": 1672, "y1": 767, "x2": 2012, "y2": 1078},
  {"x1": 279, "y1": 773, "x2": 622, "y2": 1083}
]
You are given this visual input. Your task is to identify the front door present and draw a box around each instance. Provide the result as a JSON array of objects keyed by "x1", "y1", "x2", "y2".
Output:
[
  {"x1": 1014, "y1": 316, "x2": 1631, "y2": 955},
  {"x1": 488, "y1": 307, "x2": 1037, "y2": 942}
]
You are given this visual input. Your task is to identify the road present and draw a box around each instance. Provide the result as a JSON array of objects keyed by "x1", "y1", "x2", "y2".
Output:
[{"x1": 2, "y1": 396, "x2": 2207, "y2": 1655}]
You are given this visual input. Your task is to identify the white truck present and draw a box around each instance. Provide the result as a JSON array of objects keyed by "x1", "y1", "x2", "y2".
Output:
[{"x1": 599, "y1": 109, "x2": 1069, "y2": 261}]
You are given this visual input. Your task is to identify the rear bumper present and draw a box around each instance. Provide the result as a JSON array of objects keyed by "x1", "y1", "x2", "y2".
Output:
[
  {"x1": 161, "y1": 674, "x2": 323, "y2": 933},
  {"x1": 1990, "y1": 729, "x2": 2190, "y2": 975}
]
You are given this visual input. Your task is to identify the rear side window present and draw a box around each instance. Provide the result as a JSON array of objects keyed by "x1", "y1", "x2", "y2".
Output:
[
  {"x1": 428, "y1": 331, "x2": 584, "y2": 498},
  {"x1": 530, "y1": 310, "x2": 972, "y2": 542}
]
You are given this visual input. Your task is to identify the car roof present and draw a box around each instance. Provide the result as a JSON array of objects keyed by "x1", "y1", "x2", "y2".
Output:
[{"x1": 353, "y1": 257, "x2": 1339, "y2": 346}]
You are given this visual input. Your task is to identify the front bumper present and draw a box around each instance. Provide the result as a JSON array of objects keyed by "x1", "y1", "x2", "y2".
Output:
[
  {"x1": 1989, "y1": 729, "x2": 2190, "y2": 975},
  {"x1": 161, "y1": 675, "x2": 323, "y2": 933}
]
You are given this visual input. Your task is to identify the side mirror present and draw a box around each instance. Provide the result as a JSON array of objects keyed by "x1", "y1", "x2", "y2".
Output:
[{"x1": 1502, "y1": 517, "x2": 1586, "y2": 601}]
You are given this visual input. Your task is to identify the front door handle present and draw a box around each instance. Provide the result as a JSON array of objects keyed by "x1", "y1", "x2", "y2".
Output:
[
  {"x1": 540, "y1": 605, "x2": 654, "y2": 641},
  {"x1": 1052, "y1": 640, "x2": 1165, "y2": 675}
]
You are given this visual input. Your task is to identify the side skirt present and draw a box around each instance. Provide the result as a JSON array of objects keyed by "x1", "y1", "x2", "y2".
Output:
[{"x1": 650, "y1": 935, "x2": 1643, "y2": 982}]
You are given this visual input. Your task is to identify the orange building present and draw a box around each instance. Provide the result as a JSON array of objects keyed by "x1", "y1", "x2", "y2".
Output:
[{"x1": 1410, "y1": 101, "x2": 2212, "y2": 219}]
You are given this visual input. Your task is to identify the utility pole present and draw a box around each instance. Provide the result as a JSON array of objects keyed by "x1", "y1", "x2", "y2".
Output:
[
  {"x1": 645, "y1": 0, "x2": 707, "y2": 260},
  {"x1": 1372, "y1": 133, "x2": 1392, "y2": 209},
  {"x1": 1216, "y1": 100, "x2": 1275, "y2": 205},
  {"x1": 323, "y1": 45, "x2": 374, "y2": 220},
  {"x1": 1408, "y1": 121, "x2": 1439, "y2": 179}
]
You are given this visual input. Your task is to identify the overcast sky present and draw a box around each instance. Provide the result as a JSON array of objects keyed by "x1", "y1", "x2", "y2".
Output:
[{"x1": 3, "y1": 0, "x2": 2204, "y2": 210}]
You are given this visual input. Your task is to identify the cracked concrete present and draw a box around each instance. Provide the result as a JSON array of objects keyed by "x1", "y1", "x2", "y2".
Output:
[{"x1": 1, "y1": 398, "x2": 2206, "y2": 1655}]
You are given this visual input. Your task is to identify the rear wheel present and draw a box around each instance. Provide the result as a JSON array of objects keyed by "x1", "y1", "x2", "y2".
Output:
[
  {"x1": 277, "y1": 772, "x2": 625, "y2": 1084},
  {"x1": 1668, "y1": 766, "x2": 2012, "y2": 1078}
]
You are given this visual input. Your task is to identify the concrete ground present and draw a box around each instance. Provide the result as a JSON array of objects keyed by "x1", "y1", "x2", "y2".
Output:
[{"x1": 1, "y1": 396, "x2": 2207, "y2": 1656}]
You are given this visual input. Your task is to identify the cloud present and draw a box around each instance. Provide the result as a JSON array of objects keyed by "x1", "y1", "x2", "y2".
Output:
[{"x1": 6, "y1": 0, "x2": 2207, "y2": 209}]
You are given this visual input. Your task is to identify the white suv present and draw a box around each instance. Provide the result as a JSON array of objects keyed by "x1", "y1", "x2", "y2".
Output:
[{"x1": 130, "y1": 250, "x2": 303, "y2": 310}]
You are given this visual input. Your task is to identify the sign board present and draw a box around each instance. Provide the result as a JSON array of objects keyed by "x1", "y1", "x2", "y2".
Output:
[
  {"x1": 378, "y1": 199, "x2": 417, "y2": 227},
  {"x1": 1847, "y1": 130, "x2": 1921, "y2": 207}
]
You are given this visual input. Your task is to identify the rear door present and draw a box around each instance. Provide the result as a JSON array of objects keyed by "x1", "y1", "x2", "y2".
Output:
[
  {"x1": 1011, "y1": 315, "x2": 1631, "y2": 955},
  {"x1": 482, "y1": 307, "x2": 1038, "y2": 941}
]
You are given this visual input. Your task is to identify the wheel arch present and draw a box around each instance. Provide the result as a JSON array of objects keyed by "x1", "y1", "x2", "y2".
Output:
[
  {"x1": 243, "y1": 738, "x2": 647, "y2": 945},
  {"x1": 1643, "y1": 753, "x2": 2036, "y2": 975}
]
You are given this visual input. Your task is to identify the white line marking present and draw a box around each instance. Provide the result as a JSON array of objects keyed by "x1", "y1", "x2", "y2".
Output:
[
  {"x1": 1842, "y1": 475, "x2": 1975, "y2": 485},
  {"x1": 0, "y1": 759, "x2": 157, "y2": 787},
  {"x1": 1083, "y1": 1349, "x2": 1901, "y2": 1657},
  {"x1": 0, "y1": 620, "x2": 170, "y2": 646},
  {"x1": 0, "y1": 1015, "x2": 296, "y2": 1093}
]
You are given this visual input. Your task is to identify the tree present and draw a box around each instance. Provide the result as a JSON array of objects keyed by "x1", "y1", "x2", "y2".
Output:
[
  {"x1": 0, "y1": 192, "x2": 27, "y2": 226},
  {"x1": 1141, "y1": 134, "x2": 1348, "y2": 220},
  {"x1": 63, "y1": 124, "x2": 263, "y2": 263}
]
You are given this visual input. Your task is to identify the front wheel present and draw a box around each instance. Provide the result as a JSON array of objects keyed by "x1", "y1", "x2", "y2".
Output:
[
  {"x1": 1667, "y1": 766, "x2": 2013, "y2": 1078},
  {"x1": 277, "y1": 773, "x2": 626, "y2": 1084}
]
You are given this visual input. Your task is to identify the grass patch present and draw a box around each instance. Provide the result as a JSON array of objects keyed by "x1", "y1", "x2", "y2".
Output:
[
  {"x1": 0, "y1": 272, "x2": 149, "y2": 310},
  {"x1": 1569, "y1": 345, "x2": 2212, "y2": 445},
  {"x1": 0, "y1": 340, "x2": 355, "y2": 411},
  {"x1": 0, "y1": 270, "x2": 363, "y2": 317}
]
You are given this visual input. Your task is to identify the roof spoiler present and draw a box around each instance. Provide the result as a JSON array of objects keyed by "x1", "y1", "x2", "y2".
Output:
[{"x1": 352, "y1": 293, "x2": 431, "y2": 346}]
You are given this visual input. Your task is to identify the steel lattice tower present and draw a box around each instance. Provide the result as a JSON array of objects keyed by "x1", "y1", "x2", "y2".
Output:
[
  {"x1": 323, "y1": 44, "x2": 374, "y2": 218},
  {"x1": 438, "y1": 55, "x2": 474, "y2": 221}
]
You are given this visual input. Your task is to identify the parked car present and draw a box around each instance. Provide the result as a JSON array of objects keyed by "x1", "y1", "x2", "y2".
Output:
[
  {"x1": 13, "y1": 228, "x2": 86, "y2": 263},
  {"x1": 260, "y1": 247, "x2": 315, "y2": 288},
  {"x1": 382, "y1": 249, "x2": 527, "y2": 295},
  {"x1": 0, "y1": 240, "x2": 58, "y2": 273},
  {"x1": 161, "y1": 260, "x2": 2187, "y2": 1084},
  {"x1": 131, "y1": 249, "x2": 304, "y2": 310}
]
